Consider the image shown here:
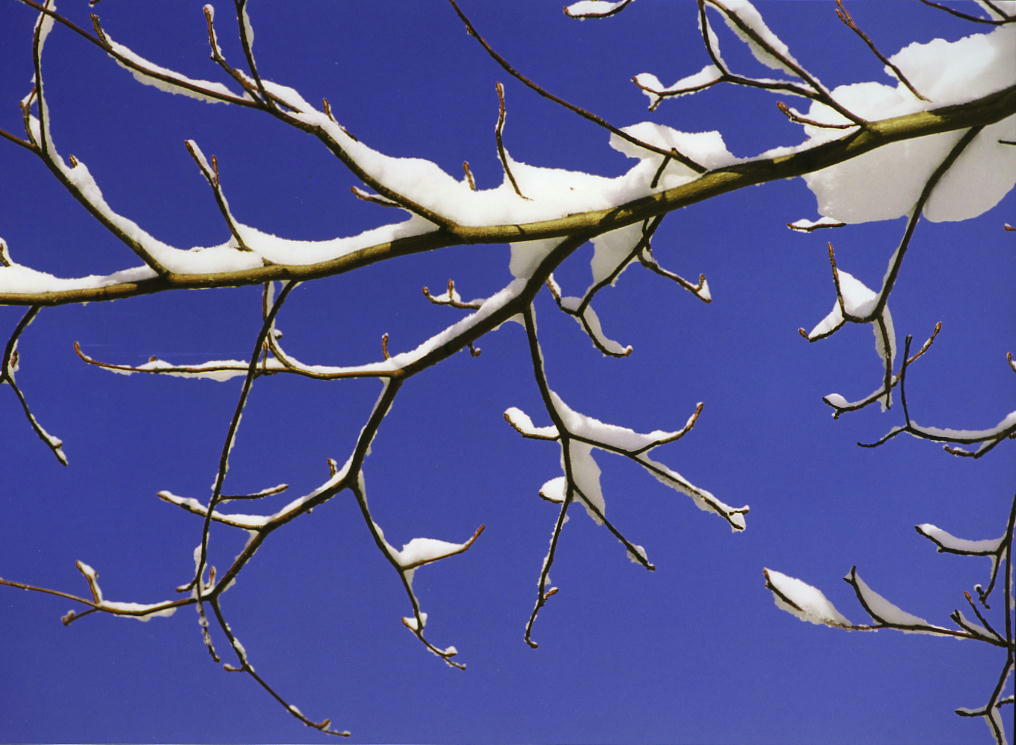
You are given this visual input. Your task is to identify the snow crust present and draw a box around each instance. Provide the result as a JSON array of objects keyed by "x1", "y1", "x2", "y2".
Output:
[{"x1": 765, "y1": 569, "x2": 852, "y2": 627}]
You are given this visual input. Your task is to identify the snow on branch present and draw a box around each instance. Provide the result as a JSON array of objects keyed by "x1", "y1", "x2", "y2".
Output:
[
  {"x1": 564, "y1": 0, "x2": 637, "y2": 20},
  {"x1": 800, "y1": 253, "x2": 897, "y2": 410},
  {"x1": 354, "y1": 473, "x2": 484, "y2": 668},
  {"x1": 767, "y1": 494, "x2": 1016, "y2": 744},
  {"x1": 511, "y1": 306, "x2": 745, "y2": 647},
  {"x1": 1, "y1": 0, "x2": 1014, "y2": 740},
  {"x1": 822, "y1": 322, "x2": 941, "y2": 418},
  {"x1": 762, "y1": 569, "x2": 853, "y2": 628},
  {"x1": 857, "y1": 335, "x2": 1016, "y2": 459}
]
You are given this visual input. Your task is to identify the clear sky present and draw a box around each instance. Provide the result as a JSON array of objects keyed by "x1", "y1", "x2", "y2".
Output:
[{"x1": 0, "y1": 1, "x2": 1013, "y2": 744}]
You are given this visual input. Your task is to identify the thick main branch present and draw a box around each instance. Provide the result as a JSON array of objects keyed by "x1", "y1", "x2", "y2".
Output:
[{"x1": 2, "y1": 83, "x2": 1014, "y2": 308}]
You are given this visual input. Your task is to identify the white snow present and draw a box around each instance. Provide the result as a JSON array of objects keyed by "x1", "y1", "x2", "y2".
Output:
[
  {"x1": 627, "y1": 544, "x2": 649, "y2": 565},
  {"x1": 568, "y1": 441, "x2": 606, "y2": 523},
  {"x1": 574, "y1": 304, "x2": 632, "y2": 356},
  {"x1": 764, "y1": 569, "x2": 852, "y2": 627},
  {"x1": 787, "y1": 217, "x2": 844, "y2": 232},
  {"x1": 504, "y1": 407, "x2": 559, "y2": 439},
  {"x1": 103, "y1": 601, "x2": 179, "y2": 621},
  {"x1": 510, "y1": 238, "x2": 562, "y2": 279},
  {"x1": 402, "y1": 613, "x2": 427, "y2": 632},
  {"x1": 640, "y1": 454, "x2": 747, "y2": 530},
  {"x1": 633, "y1": 65, "x2": 724, "y2": 109},
  {"x1": 913, "y1": 410, "x2": 1016, "y2": 442},
  {"x1": 76, "y1": 560, "x2": 102, "y2": 601},
  {"x1": 805, "y1": 270, "x2": 895, "y2": 386},
  {"x1": 953, "y1": 609, "x2": 1001, "y2": 642},
  {"x1": 549, "y1": 390, "x2": 683, "y2": 452},
  {"x1": 916, "y1": 524, "x2": 1005, "y2": 555},
  {"x1": 121, "y1": 358, "x2": 265, "y2": 382},
  {"x1": 106, "y1": 39, "x2": 247, "y2": 104},
  {"x1": 564, "y1": 0, "x2": 632, "y2": 18},
  {"x1": 707, "y1": 0, "x2": 802, "y2": 76},
  {"x1": 158, "y1": 491, "x2": 270, "y2": 530},
  {"x1": 236, "y1": 213, "x2": 438, "y2": 267},
  {"x1": 391, "y1": 537, "x2": 471, "y2": 569},
  {"x1": 848, "y1": 568, "x2": 931, "y2": 629},
  {"x1": 609, "y1": 123, "x2": 738, "y2": 181},
  {"x1": 800, "y1": 25, "x2": 1016, "y2": 224},
  {"x1": 590, "y1": 224, "x2": 643, "y2": 287},
  {"x1": 539, "y1": 476, "x2": 567, "y2": 503}
]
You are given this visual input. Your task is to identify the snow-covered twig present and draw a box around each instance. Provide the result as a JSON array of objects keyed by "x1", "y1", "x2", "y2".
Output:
[
  {"x1": 514, "y1": 306, "x2": 744, "y2": 646},
  {"x1": 822, "y1": 321, "x2": 941, "y2": 418},
  {"x1": 351, "y1": 472, "x2": 484, "y2": 668},
  {"x1": 859, "y1": 336, "x2": 1016, "y2": 458},
  {"x1": 767, "y1": 493, "x2": 1016, "y2": 744},
  {"x1": 422, "y1": 279, "x2": 485, "y2": 310},
  {"x1": 564, "y1": 0, "x2": 638, "y2": 20}
]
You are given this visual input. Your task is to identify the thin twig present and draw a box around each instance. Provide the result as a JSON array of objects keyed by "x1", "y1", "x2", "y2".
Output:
[
  {"x1": 834, "y1": 0, "x2": 928, "y2": 102},
  {"x1": 495, "y1": 82, "x2": 527, "y2": 199},
  {"x1": 918, "y1": 0, "x2": 1014, "y2": 25},
  {"x1": 446, "y1": 0, "x2": 706, "y2": 171}
]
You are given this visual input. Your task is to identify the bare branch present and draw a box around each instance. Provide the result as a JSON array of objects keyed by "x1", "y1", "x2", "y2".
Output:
[
  {"x1": 834, "y1": 0, "x2": 929, "y2": 102},
  {"x1": 918, "y1": 0, "x2": 1015, "y2": 25},
  {"x1": 495, "y1": 82, "x2": 528, "y2": 199},
  {"x1": 1, "y1": 305, "x2": 66, "y2": 463},
  {"x1": 446, "y1": 0, "x2": 707, "y2": 171}
]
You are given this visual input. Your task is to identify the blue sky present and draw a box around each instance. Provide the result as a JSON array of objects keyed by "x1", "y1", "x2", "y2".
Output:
[{"x1": 1, "y1": 1, "x2": 1013, "y2": 743}]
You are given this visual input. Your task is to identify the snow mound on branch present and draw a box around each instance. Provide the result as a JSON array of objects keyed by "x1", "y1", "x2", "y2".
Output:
[
  {"x1": 764, "y1": 569, "x2": 852, "y2": 627},
  {"x1": 800, "y1": 25, "x2": 1016, "y2": 224}
]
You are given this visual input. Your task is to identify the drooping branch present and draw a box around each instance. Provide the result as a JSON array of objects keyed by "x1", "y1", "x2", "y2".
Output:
[{"x1": 0, "y1": 303, "x2": 66, "y2": 463}]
